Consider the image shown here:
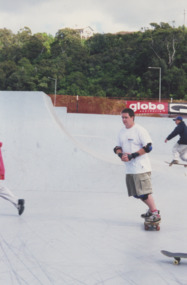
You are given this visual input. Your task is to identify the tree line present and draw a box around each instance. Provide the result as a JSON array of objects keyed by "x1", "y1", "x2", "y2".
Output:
[{"x1": 0, "y1": 23, "x2": 187, "y2": 100}]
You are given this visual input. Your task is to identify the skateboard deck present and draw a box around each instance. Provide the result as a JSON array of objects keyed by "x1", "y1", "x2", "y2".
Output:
[
  {"x1": 165, "y1": 161, "x2": 187, "y2": 167},
  {"x1": 161, "y1": 250, "x2": 187, "y2": 264},
  {"x1": 144, "y1": 219, "x2": 160, "y2": 231}
]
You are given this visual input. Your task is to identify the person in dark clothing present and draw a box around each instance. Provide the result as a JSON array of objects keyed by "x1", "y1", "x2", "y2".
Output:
[{"x1": 165, "y1": 116, "x2": 187, "y2": 164}]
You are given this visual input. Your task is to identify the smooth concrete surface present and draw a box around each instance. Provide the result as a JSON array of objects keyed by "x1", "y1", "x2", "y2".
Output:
[{"x1": 0, "y1": 91, "x2": 186, "y2": 285}]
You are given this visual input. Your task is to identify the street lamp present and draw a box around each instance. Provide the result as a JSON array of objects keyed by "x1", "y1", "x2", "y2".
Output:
[
  {"x1": 48, "y1": 77, "x2": 57, "y2": 106},
  {"x1": 148, "y1": 67, "x2": 161, "y2": 102}
]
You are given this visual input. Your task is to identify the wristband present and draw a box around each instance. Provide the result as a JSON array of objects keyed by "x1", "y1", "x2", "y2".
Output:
[
  {"x1": 128, "y1": 152, "x2": 139, "y2": 160},
  {"x1": 118, "y1": 153, "x2": 123, "y2": 158}
]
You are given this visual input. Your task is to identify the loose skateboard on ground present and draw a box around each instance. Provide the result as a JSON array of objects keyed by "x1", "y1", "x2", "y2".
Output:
[
  {"x1": 165, "y1": 161, "x2": 187, "y2": 167},
  {"x1": 161, "y1": 250, "x2": 187, "y2": 264},
  {"x1": 144, "y1": 219, "x2": 160, "y2": 231}
]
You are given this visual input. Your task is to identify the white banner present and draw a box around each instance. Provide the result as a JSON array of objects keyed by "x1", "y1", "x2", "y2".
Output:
[{"x1": 169, "y1": 103, "x2": 187, "y2": 114}]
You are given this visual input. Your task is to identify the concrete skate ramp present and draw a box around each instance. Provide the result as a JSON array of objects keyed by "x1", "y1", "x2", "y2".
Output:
[
  {"x1": 0, "y1": 91, "x2": 122, "y2": 192},
  {"x1": 0, "y1": 91, "x2": 187, "y2": 285}
]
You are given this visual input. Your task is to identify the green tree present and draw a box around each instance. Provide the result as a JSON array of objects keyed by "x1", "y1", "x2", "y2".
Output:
[{"x1": 0, "y1": 23, "x2": 187, "y2": 99}]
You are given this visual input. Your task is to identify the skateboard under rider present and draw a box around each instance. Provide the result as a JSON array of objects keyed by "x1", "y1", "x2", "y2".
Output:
[{"x1": 144, "y1": 219, "x2": 160, "y2": 231}]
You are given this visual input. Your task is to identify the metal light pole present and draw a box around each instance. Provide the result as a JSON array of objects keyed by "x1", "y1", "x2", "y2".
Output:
[
  {"x1": 148, "y1": 67, "x2": 161, "y2": 102},
  {"x1": 76, "y1": 95, "x2": 79, "y2": 113},
  {"x1": 48, "y1": 77, "x2": 57, "y2": 106}
]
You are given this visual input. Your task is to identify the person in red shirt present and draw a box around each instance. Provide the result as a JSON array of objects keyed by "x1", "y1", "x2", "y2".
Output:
[{"x1": 0, "y1": 142, "x2": 25, "y2": 215}]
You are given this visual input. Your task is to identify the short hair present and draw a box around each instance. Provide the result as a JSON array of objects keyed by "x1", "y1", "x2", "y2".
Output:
[{"x1": 121, "y1": 108, "x2": 135, "y2": 118}]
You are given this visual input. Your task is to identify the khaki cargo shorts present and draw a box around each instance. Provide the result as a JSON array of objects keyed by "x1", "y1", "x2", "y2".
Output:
[{"x1": 126, "y1": 172, "x2": 153, "y2": 197}]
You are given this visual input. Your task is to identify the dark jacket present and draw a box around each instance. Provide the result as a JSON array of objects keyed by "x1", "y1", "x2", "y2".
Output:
[{"x1": 167, "y1": 121, "x2": 187, "y2": 144}]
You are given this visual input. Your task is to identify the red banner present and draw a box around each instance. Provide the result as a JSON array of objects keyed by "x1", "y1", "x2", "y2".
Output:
[
  {"x1": 126, "y1": 101, "x2": 168, "y2": 114},
  {"x1": 0, "y1": 142, "x2": 5, "y2": 180}
]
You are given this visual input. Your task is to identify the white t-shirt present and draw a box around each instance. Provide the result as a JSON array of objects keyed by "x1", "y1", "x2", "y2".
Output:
[{"x1": 117, "y1": 123, "x2": 152, "y2": 174}]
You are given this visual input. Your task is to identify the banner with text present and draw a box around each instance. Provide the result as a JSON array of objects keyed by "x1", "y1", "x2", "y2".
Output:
[
  {"x1": 169, "y1": 103, "x2": 187, "y2": 115},
  {"x1": 126, "y1": 101, "x2": 168, "y2": 114}
]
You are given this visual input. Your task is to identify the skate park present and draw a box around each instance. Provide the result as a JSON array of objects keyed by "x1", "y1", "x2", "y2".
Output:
[{"x1": 0, "y1": 91, "x2": 187, "y2": 284}]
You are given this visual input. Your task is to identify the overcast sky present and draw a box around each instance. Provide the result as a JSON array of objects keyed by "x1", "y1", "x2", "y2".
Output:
[{"x1": 0, "y1": 0, "x2": 186, "y2": 35}]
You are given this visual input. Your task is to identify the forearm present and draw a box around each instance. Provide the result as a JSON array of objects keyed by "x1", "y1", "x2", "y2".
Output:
[
  {"x1": 114, "y1": 143, "x2": 152, "y2": 161},
  {"x1": 124, "y1": 143, "x2": 152, "y2": 161}
]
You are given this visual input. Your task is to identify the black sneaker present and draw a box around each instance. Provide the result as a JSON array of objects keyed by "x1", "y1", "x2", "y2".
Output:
[
  {"x1": 169, "y1": 160, "x2": 179, "y2": 166},
  {"x1": 18, "y1": 199, "x2": 25, "y2": 215},
  {"x1": 141, "y1": 209, "x2": 152, "y2": 218}
]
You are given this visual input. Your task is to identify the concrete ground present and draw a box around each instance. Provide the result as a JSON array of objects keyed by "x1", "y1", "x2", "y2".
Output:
[{"x1": 0, "y1": 91, "x2": 186, "y2": 285}]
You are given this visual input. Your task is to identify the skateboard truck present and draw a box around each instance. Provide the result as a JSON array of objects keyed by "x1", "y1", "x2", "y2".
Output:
[{"x1": 144, "y1": 220, "x2": 160, "y2": 231}]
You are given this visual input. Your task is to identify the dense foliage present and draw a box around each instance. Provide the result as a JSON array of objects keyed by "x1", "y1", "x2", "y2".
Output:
[{"x1": 0, "y1": 23, "x2": 187, "y2": 100}]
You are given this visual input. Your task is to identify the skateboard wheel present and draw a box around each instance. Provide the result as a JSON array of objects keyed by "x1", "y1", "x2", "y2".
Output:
[
  {"x1": 145, "y1": 225, "x2": 149, "y2": 230},
  {"x1": 173, "y1": 258, "x2": 180, "y2": 265}
]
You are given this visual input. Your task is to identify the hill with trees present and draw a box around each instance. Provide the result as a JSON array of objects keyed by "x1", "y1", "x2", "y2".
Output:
[{"x1": 0, "y1": 23, "x2": 187, "y2": 100}]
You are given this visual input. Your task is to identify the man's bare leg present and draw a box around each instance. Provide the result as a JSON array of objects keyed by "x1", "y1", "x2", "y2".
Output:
[{"x1": 142, "y1": 194, "x2": 157, "y2": 212}]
